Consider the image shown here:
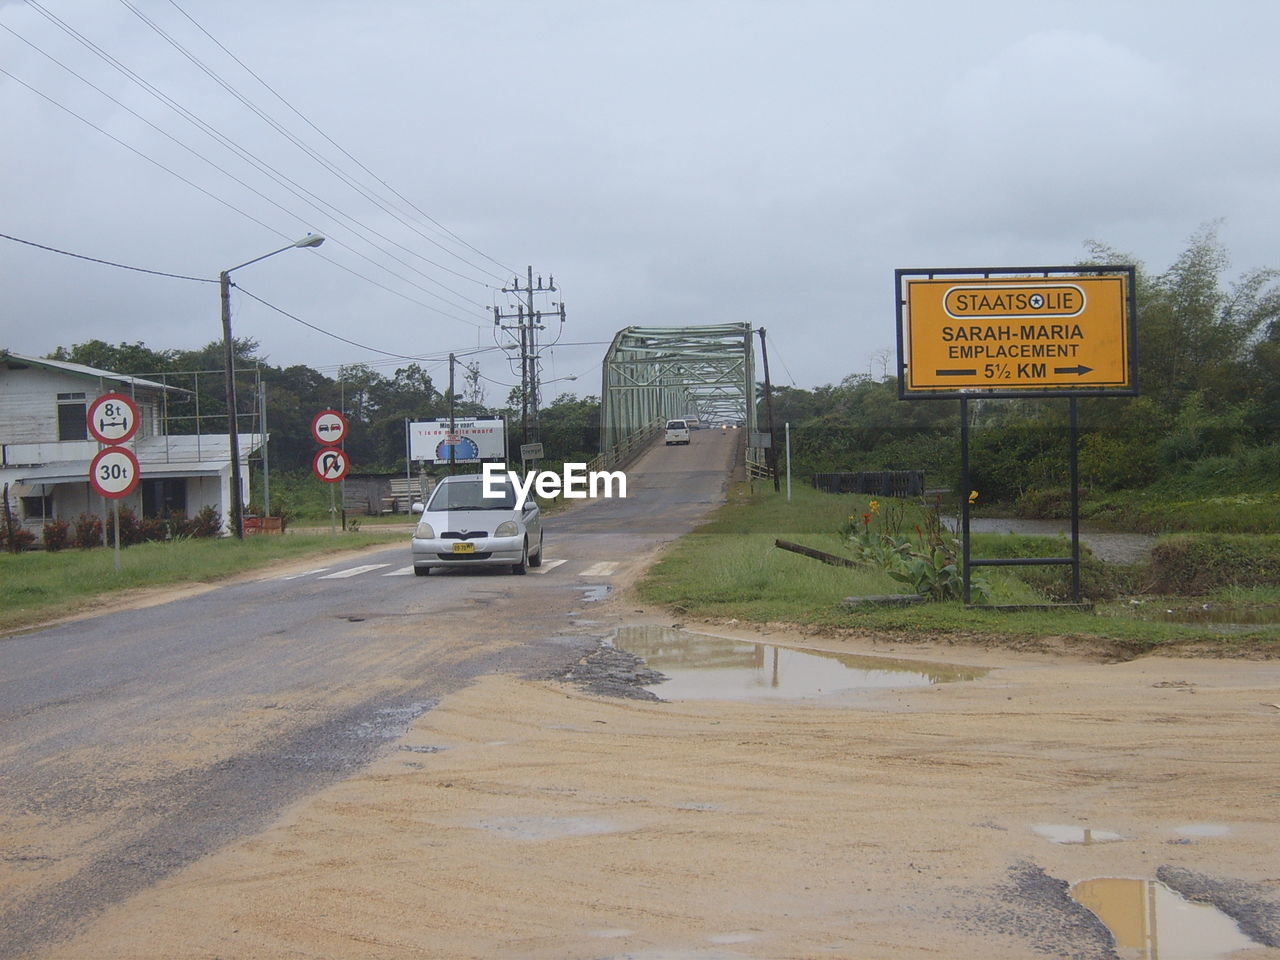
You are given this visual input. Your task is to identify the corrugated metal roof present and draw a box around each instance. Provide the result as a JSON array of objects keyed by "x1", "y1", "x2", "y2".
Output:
[{"x1": 0, "y1": 351, "x2": 191, "y2": 395}]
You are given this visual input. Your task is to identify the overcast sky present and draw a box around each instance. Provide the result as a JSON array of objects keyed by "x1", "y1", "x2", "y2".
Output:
[{"x1": 3, "y1": 0, "x2": 1278, "y2": 398}]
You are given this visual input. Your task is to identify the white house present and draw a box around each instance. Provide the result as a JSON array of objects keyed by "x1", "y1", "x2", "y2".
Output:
[{"x1": 0, "y1": 351, "x2": 263, "y2": 541}]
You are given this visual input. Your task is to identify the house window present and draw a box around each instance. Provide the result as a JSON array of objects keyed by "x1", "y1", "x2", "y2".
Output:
[
  {"x1": 142, "y1": 478, "x2": 187, "y2": 518},
  {"x1": 57, "y1": 393, "x2": 87, "y2": 441},
  {"x1": 21, "y1": 494, "x2": 55, "y2": 519}
]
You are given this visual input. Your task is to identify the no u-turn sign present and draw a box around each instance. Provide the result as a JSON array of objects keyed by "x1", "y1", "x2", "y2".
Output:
[{"x1": 312, "y1": 446, "x2": 349, "y2": 483}]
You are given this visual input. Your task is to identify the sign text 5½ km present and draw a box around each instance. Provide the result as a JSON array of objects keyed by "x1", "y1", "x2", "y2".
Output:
[{"x1": 899, "y1": 271, "x2": 1136, "y2": 395}]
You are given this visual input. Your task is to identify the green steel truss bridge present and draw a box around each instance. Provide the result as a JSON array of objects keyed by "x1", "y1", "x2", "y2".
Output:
[{"x1": 596, "y1": 323, "x2": 762, "y2": 468}]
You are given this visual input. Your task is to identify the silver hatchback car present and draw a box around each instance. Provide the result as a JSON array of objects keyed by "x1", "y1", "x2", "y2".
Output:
[{"x1": 411, "y1": 474, "x2": 543, "y2": 576}]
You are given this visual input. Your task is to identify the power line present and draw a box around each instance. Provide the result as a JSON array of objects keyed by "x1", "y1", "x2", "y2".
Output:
[
  {"x1": 162, "y1": 0, "x2": 517, "y2": 280},
  {"x1": 0, "y1": 45, "x2": 484, "y2": 328},
  {"x1": 0, "y1": 230, "x2": 215, "y2": 282},
  {"x1": 15, "y1": 3, "x2": 496, "y2": 314},
  {"x1": 0, "y1": 66, "x2": 284, "y2": 237},
  {"x1": 116, "y1": 0, "x2": 513, "y2": 286},
  {"x1": 233, "y1": 284, "x2": 455, "y2": 360}
]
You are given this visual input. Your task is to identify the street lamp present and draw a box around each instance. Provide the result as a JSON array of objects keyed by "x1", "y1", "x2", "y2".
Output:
[{"x1": 221, "y1": 233, "x2": 325, "y2": 538}]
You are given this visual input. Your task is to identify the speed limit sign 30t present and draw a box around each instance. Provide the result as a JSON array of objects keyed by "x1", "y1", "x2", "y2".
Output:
[{"x1": 90, "y1": 446, "x2": 141, "y2": 498}]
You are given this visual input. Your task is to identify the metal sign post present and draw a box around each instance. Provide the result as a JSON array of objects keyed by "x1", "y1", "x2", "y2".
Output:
[
  {"x1": 89, "y1": 445, "x2": 140, "y2": 572},
  {"x1": 898, "y1": 266, "x2": 1138, "y2": 608}
]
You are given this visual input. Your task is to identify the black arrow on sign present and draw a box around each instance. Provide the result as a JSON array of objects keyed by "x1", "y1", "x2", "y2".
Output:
[
  {"x1": 1053, "y1": 364, "x2": 1094, "y2": 376},
  {"x1": 935, "y1": 369, "x2": 977, "y2": 377}
]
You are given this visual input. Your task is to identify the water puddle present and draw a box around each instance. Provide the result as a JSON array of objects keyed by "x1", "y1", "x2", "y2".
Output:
[
  {"x1": 580, "y1": 585, "x2": 610, "y2": 603},
  {"x1": 1033, "y1": 824, "x2": 1124, "y2": 845},
  {"x1": 1173, "y1": 823, "x2": 1231, "y2": 838},
  {"x1": 615, "y1": 625, "x2": 985, "y2": 701},
  {"x1": 1155, "y1": 605, "x2": 1280, "y2": 626},
  {"x1": 471, "y1": 815, "x2": 621, "y2": 841},
  {"x1": 1070, "y1": 877, "x2": 1263, "y2": 959}
]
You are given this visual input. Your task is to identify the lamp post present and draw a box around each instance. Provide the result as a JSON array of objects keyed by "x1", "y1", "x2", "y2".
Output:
[{"x1": 221, "y1": 233, "x2": 325, "y2": 538}]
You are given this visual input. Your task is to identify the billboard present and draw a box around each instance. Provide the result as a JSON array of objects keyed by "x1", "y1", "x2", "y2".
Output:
[
  {"x1": 896, "y1": 266, "x2": 1137, "y2": 398},
  {"x1": 409, "y1": 416, "x2": 506, "y2": 464}
]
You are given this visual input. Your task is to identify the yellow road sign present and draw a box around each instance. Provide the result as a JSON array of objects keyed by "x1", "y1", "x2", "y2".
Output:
[{"x1": 901, "y1": 272, "x2": 1134, "y2": 394}]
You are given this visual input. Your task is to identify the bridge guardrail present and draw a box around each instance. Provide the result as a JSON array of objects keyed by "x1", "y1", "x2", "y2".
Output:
[{"x1": 584, "y1": 417, "x2": 665, "y2": 475}]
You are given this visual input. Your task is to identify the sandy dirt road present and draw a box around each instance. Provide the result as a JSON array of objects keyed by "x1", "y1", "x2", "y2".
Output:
[
  {"x1": 33, "y1": 612, "x2": 1280, "y2": 960},
  {"x1": 7, "y1": 428, "x2": 1280, "y2": 958}
]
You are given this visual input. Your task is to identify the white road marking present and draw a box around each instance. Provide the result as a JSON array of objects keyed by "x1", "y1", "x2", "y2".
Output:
[
  {"x1": 319, "y1": 563, "x2": 391, "y2": 579},
  {"x1": 385, "y1": 565, "x2": 415, "y2": 576},
  {"x1": 277, "y1": 568, "x2": 331, "y2": 580},
  {"x1": 580, "y1": 561, "x2": 620, "y2": 577},
  {"x1": 529, "y1": 558, "x2": 568, "y2": 574}
]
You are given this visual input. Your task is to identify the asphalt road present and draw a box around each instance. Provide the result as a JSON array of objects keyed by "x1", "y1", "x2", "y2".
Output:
[{"x1": 0, "y1": 428, "x2": 741, "y2": 959}]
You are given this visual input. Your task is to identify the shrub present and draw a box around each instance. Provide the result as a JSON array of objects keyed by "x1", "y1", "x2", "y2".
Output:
[
  {"x1": 839, "y1": 497, "x2": 989, "y2": 602},
  {"x1": 137, "y1": 515, "x2": 169, "y2": 543},
  {"x1": 73, "y1": 513, "x2": 103, "y2": 549},
  {"x1": 1145, "y1": 533, "x2": 1280, "y2": 594},
  {"x1": 41, "y1": 519, "x2": 70, "y2": 552},
  {"x1": 180, "y1": 506, "x2": 223, "y2": 539},
  {"x1": 1078, "y1": 433, "x2": 1159, "y2": 491},
  {"x1": 1, "y1": 523, "x2": 37, "y2": 552},
  {"x1": 105, "y1": 505, "x2": 143, "y2": 547}
]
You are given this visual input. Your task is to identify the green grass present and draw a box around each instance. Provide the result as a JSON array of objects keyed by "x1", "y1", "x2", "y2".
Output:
[
  {"x1": 0, "y1": 530, "x2": 405, "y2": 633},
  {"x1": 636, "y1": 484, "x2": 1280, "y2": 652}
]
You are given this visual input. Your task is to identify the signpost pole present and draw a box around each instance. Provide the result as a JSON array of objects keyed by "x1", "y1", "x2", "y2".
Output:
[
  {"x1": 1069, "y1": 397, "x2": 1081, "y2": 603},
  {"x1": 404, "y1": 418, "x2": 412, "y2": 505},
  {"x1": 960, "y1": 398, "x2": 971, "y2": 606},
  {"x1": 112, "y1": 499, "x2": 121, "y2": 572},
  {"x1": 449, "y1": 353, "x2": 456, "y2": 476},
  {"x1": 261, "y1": 380, "x2": 271, "y2": 518}
]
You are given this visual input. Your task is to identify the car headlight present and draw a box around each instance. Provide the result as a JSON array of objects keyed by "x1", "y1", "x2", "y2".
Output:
[
  {"x1": 415, "y1": 521, "x2": 436, "y2": 539},
  {"x1": 493, "y1": 520, "x2": 519, "y2": 537}
]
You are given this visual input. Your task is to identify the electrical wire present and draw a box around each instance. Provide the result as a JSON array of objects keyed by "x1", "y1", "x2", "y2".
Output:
[
  {"x1": 15, "y1": 3, "x2": 497, "y2": 314},
  {"x1": 0, "y1": 229, "x2": 215, "y2": 282},
  {"x1": 234, "y1": 284, "x2": 454, "y2": 360},
  {"x1": 5, "y1": 57, "x2": 497, "y2": 328},
  {"x1": 0, "y1": 65, "x2": 283, "y2": 238},
  {"x1": 161, "y1": 0, "x2": 516, "y2": 280},
  {"x1": 114, "y1": 0, "x2": 512, "y2": 286}
]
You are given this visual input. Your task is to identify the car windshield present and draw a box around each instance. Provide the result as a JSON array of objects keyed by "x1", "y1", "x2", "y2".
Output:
[{"x1": 427, "y1": 480, "x2": 517, "y2": 511}]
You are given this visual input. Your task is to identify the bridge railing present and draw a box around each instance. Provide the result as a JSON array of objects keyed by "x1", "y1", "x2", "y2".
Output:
[
  {"x1": 584, "y1": 417, "x2": 666, "y2": 475},
  {"x1": 745, "y1": 452, "x2": 771, "y2": 481}
]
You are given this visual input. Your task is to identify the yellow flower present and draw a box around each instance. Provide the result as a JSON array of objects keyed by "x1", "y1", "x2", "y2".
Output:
[
  {"x1": 968, "y1": 490, "x2": 979, "y2": 504},
  {"x1": 868, "y1": 499, "x2": 880, "y2": 513}
]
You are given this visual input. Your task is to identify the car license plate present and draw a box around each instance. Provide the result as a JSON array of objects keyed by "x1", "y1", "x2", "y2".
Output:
[{"x1": 451, "y1": 542, "x2": 475, "y2": 554}]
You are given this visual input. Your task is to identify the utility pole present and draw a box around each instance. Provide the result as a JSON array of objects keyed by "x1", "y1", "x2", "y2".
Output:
[
  {"x1": 448, "y1": 352, "x2": 456, "y2": 475},
  {"x1": 492, "y1": 267, "x2": 565, "y2": 445},
  {"x1": 757, "y1": 327, "x2": 780, "y2": 492}
]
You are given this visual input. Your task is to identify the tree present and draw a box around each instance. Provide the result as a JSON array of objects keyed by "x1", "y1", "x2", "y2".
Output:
[
  {"x1": 537, "y1": 394, "x2": 600, "y2": 461},
  {"x1": 50, "y1": 339, "x2": 176, "y2": 373}
]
